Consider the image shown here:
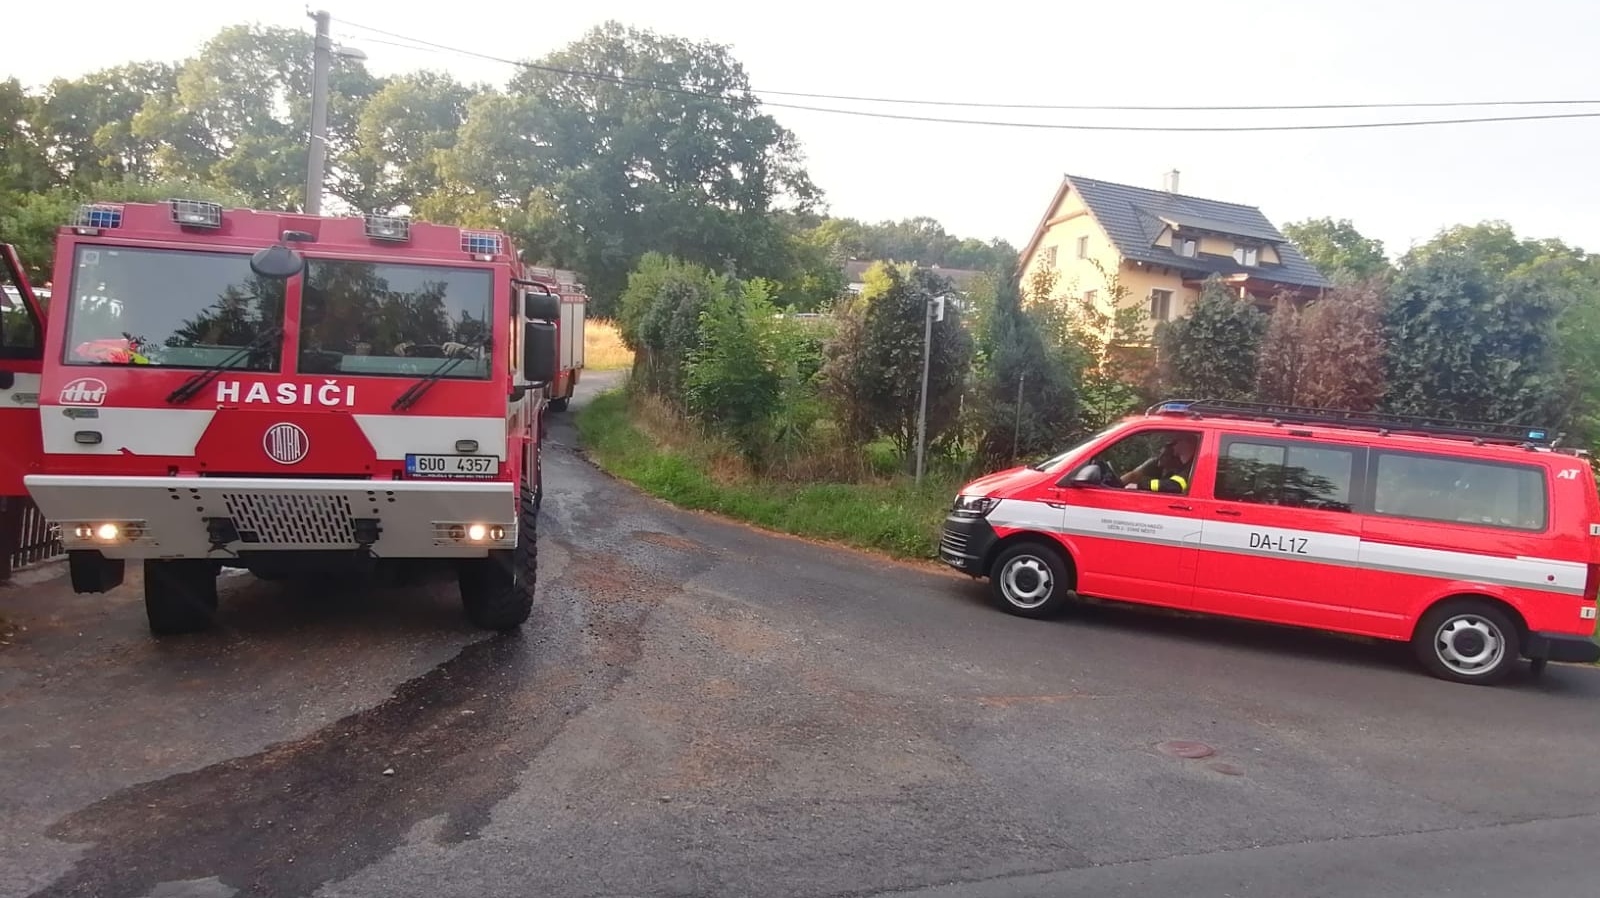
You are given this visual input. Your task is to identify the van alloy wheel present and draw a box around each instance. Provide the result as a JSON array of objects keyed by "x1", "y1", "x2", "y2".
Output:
[
  {"x1": 1000, "y1": 555, "x2": 1054, "y2": 610},
  {"x1": 1433, "y1": 612, "x2": 1507, "y2": 677},
  {"x1": 988, "y1": 543, "x2": 1072, "y2": 619},
  {"x1": 1413, "y1": 600, "x2": 1520, "y2": 685}
]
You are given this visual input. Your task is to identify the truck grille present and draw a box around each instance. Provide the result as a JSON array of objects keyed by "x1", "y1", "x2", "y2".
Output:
[{"x1": 222, "y1": 493, "x2": 356, "y2": 545}]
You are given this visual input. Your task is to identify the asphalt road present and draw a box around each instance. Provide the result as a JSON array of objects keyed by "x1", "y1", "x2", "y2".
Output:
[{"x1": 3, "y1": 370, "x2": 1599, "y2": 898}]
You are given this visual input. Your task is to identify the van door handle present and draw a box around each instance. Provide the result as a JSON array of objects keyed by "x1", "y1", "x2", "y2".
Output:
[
  {"x1": 1168, "y1": 503, "x2": 1192, "y2": 511},
  {"x1": 1215, "y1": 508, "x2": 1242, "y2": 517}
]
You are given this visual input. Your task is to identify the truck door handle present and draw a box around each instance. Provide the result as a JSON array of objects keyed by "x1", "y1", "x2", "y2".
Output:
[
  {"x1": 1215, "y1": 508, "x2": 1242, "y2": 517},
  {"x1": 1168, "y1": 503, "x2": 1192, "y2": 511}
]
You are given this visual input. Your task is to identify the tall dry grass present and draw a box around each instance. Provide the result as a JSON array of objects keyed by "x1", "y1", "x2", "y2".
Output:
[{"x1": 584, "y1": 318, "x2": 634, "y2": 371}]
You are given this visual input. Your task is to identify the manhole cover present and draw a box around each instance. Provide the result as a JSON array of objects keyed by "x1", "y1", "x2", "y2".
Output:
[{"x1": 1156, "y1": 740, "x2": 1216, "y2": 759}]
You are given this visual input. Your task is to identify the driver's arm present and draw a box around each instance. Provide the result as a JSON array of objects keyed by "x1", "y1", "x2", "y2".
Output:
[{"x1": 1120, "y1": 456, "x2": 1157, "y2": 486}]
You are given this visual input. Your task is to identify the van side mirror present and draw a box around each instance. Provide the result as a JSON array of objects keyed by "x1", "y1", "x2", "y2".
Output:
[
  {"x1": 523, "y1": 320, "x2": 559, "y2": 385},
  {"x1": 1063, "y1": 463, "x2": 1104, "y2": 487}
]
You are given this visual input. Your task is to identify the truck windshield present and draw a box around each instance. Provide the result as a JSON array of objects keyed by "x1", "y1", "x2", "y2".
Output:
[
  {"x1": 297, "y1": 259, "x2": 493, "y2": 379},
  {"x1": 63, "y1": 246, "x2": 285, "y2": 370}
]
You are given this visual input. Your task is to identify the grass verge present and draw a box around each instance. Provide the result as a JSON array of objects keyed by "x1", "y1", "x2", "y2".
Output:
[{"x1": 576, "y1": 389, "x2": 960, "y2": 560}]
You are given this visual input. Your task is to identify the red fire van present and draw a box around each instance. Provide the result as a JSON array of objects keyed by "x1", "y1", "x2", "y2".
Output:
[{"x1": 940, "y1": 399, "x2": 1600, "y2": 685}]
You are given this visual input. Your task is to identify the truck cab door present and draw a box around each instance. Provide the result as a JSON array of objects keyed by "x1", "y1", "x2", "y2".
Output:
[{"x1": 0, "y1": 244, "x2": 47, "y2": 497}]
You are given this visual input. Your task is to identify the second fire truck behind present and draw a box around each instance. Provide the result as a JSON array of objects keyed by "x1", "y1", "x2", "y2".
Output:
[{"x1": 10, "y1": 200, "x2": 573, "y2": 635}]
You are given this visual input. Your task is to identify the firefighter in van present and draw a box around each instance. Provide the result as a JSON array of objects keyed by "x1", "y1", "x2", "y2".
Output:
[{"x1": 1120, "y1": 432, "x2": 1197, "y2": 493}]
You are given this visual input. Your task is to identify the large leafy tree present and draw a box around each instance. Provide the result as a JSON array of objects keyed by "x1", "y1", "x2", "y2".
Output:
[
  {"x1": 1282, "y1": 217, "x2": 1391, "y2": 284},
  {"x1": 341, "y1": 72, "x2": 478, "y2": 214},
  {"x1": 130, "y1": 25, "x2": 380, "y2": 209},
  {"x1": 1384, "y1": 228, "x2": 1571, "y2": 426},
  {"x1": 33, "y1": 64, "x2": 178, "y2": 187},
  {"x1": 0, "y1": 78, "x2": 53, "y2": 196},
  {"x1": 445, "y1": 21, "x2": 818, "y2": 315}
]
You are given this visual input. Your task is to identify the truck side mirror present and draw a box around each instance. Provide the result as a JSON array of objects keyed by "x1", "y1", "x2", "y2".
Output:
[
  {"x1": 524, "y1": 291, "x2": 560, "y2": 323},
  {"x1": 523, "y1": 320, "x2": 559, "y2": 385}
]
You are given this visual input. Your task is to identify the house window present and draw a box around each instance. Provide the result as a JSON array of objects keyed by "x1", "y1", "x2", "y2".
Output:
[
  {"x1": 1149, "y1": 289, "x2": 1173, "y2": 322},
  {"x1": 1076, "y1": 235, "x2": 1089, "y2": 259},
  {"x1": 1042, "y1": 246, "x2": 1058, "y2": 267},
  {"x1": 1176, "y1": 236, "x2": 1198, "y2": 258},
  {"x1": 1233, "y1": 245, "x2": 1259, "y2": 266},
  {"x1": 1084, "y1": 289, "x2": 1097, "y2": 306}
]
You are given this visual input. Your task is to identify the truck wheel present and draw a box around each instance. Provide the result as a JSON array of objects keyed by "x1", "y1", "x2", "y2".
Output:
[
  {"x1": 549, "y1": 395, "x2": 570, "y2": 412},
  {"x1": 143, "y1": 559, "x2": 219, "y2": 635},
  {"x1": 68, "y1": 550, "x2": 125, "y2": 594},
  {"x1": 458, "y1": 481, "x2": 536, "y2": 632}
]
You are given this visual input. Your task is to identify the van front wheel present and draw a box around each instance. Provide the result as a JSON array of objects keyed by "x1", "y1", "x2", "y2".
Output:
[
  {"x1": 989, "y1": 542, "x2": 1073, "y2": 619},
  {"x1": 1413, "y1": 600, "x2": 1521, "y2": 686}
]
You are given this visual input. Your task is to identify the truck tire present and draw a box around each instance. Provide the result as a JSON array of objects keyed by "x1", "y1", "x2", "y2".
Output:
[
  {"x1": 458, "y1": 481, "x2": 536, "y2": 632},
  {"x1": 548, "y1": 395, "x2": 569, "y2": 412},
  {"x1": 143, "y1": 559, "x2": 219, "y2": 635}
]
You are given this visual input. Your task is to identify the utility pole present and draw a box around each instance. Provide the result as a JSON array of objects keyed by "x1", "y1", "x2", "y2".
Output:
[
  {"x1": 305, "y1": 9, "x2": 331, "y2": 216},
  {"x1": 914, "y1": 292, "x2": 947, "y2": 487}
]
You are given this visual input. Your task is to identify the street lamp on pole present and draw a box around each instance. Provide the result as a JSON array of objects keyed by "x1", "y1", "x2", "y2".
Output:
[
  {"x1": 914, "y1": 290, "x2": 953, "y2": 487},
  {"x1": 305, "y1": 10, "x2": 367, "y2": 216}
]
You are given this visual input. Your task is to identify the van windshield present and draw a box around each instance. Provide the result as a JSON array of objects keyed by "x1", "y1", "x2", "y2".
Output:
[
  {"x1": 297, "y1": 259, "x2": 493, "y2": 379},
  {"x1": 1028, "y1": 426, "x2": 1120, "y2": 472},
  {"x1": 62, "y1": 246, "x2": 285, "y2": 370}
]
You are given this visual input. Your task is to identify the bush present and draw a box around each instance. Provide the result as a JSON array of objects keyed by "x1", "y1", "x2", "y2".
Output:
[{"x1": 821, "y1": 262, "x2": 975, "y2": 463}]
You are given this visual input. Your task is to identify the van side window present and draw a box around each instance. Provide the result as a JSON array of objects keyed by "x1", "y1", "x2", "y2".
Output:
[
  {"x1": 1371, "y1": 452, "x2": 1547, "y2": 531},
  {"x1": 1215, "y1": 438, "x2": 1357, "y2": 512}
]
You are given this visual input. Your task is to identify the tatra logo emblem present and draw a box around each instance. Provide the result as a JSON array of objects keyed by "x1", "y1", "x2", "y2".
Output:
[{"x1": 264, "y1": 422, "x2": 310, "y2": 465}]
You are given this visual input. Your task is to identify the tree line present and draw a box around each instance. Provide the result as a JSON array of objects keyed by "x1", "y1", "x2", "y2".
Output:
[
  {"x1": 0, "y1": 21, "x2": 1013, "y2": 315},
  {"x1": 4, "y1": 17, "x2": 1598, "y2": 466},
  {"x1": 615, "y1": 210, "x2": 1600, "y2": 486}
]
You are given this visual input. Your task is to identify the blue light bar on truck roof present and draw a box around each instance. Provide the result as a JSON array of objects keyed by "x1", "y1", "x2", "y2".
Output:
[
  {"x1": 461, "y1": 231, "x2": 502, "y2": 255},
  {"x1": 72, "y1": 204, "x2": 124, "y2": 229}
]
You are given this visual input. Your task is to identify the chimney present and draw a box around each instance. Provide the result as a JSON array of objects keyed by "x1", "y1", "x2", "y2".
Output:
[{"x1": 1163, "y1": 169, "x2": 1180, "y2": 193}]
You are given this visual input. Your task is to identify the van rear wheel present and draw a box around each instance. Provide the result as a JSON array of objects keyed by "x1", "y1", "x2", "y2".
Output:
[
  {"x1": 989, "y1": 542, "x2": 1073, "y2": 619},
  {"x1": 1413, "y1": 599, "x2": 1521, "y2": 686}
]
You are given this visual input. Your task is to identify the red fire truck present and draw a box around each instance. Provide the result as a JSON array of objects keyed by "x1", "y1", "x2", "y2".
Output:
[
  {"x1": 521, "y1": 265, "x2": 586, "y2": 412},
  {"x1": 0, "y1": 200, "x2": 572, "y2": 636}
]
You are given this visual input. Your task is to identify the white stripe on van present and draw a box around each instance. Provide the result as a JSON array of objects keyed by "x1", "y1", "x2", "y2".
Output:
[{"x1": 987, "y1": 498, "x2": 1588, "y2": 597}]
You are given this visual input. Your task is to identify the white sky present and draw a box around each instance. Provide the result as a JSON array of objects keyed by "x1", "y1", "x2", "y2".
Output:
[{"x1": 10, "y1": 0, "x2": 1600, "y2": 260}]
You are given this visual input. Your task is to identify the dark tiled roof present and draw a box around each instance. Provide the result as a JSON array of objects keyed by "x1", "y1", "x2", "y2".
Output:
[{"x1": 1065, "y1": 175, "x2": 1330, "y2": 290}]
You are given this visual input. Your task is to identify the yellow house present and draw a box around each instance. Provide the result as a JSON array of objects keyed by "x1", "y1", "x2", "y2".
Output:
[{"x1": 1017, "y1": 171, "x2": 1330, "y2": 339}]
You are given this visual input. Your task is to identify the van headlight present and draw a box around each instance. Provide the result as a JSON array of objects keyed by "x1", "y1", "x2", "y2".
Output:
[{"x1": 952, "y1": 495, "x2": 997, "y2": 517}]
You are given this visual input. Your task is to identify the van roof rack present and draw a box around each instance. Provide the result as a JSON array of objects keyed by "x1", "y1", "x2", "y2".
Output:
[{"x1": 1147, "y1": 398, "x2": 1562, "y2": 449}]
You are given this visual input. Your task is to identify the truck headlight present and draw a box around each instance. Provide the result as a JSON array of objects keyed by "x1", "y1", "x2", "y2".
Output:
[{"x1": 952, "y1": 495, "x2": 997, "y2": 517}]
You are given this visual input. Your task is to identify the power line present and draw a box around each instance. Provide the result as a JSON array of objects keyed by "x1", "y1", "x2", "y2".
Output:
[{"x1": 337, "y1": 18, "x2": 1600, "y2": 132}]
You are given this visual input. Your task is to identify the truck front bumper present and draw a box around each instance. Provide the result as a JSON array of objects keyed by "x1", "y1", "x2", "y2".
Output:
[{"x1": 23, "y1": 474, "x2": 517, "y2": 560}]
